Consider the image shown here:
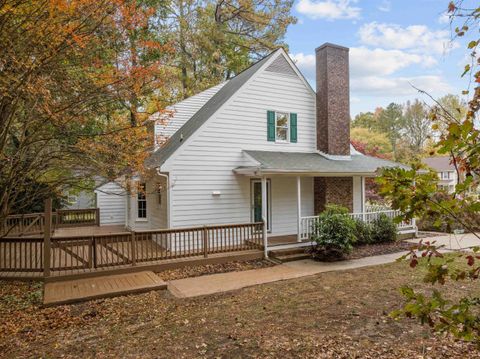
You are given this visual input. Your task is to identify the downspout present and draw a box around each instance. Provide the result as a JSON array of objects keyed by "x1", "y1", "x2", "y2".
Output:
[{"x1": 156, "y1": 169, "x2": 170, "y2": 229}]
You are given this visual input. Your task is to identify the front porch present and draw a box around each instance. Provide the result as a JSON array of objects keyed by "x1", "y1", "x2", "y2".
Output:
[{"x1": 234, "y1": 150, "x2": 416, "y2": 255}]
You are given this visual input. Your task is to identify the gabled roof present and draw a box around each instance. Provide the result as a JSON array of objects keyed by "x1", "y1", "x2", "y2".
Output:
[
  {"x1": 236, "y1": 150, "x2": 408, "y2": 175},
  {"x1": 152, "y1": 82, "x2": 227, "y2": 139},
  {"x1": 145, "y1": 49, "x2": 280, "y2": 168},
  {"x1": 422, "y1": 156, "x2": 455, "y2": 172}
]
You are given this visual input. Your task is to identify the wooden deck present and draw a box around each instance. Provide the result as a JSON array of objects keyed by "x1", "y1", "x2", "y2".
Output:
[
  {"x1": 1, "y1": 222, "x2": 265, "y2": 280},
  {"x1": 43, "y1": 271, "x2": 167, "y2": 306}
]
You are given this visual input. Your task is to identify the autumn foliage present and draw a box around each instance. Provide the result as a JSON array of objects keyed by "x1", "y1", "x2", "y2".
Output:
[{"x1": 0, "y1": 0, "x2": 172, "y2": 219}]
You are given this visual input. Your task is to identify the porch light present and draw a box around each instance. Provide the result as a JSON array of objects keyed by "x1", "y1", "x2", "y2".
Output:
[{"x1": 212, "y1": 191, "x2": 221, "y2": 196}]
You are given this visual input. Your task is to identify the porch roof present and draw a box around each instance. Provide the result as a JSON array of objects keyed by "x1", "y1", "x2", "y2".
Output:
[{"x1": 234, "y1": 150, "x2": 408, "y2": 176}]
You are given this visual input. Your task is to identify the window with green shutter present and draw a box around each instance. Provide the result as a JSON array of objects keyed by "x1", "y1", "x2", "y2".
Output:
[
  {"x1": 267, "y1": 110, "x2": 275, "y2": 141},
  {"x1": 290, "y1": 113, "x2": 297, "y2": 143},
  {"x1": 267, "y1": 110, "x2": 297, "y2": 143}
]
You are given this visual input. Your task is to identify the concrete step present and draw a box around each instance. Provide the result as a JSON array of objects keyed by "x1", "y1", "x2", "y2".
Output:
[
  {"x1": 270, "y1": 248, "x2": 311, "y2": 263},
  {"x1": 273, "y1": 253, "x2": 311, "y2": 263}
]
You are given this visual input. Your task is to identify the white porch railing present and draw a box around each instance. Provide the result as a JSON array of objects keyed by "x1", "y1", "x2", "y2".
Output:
[{"x1": 300, "y1": 210, "x2": 416, "y2": 240}]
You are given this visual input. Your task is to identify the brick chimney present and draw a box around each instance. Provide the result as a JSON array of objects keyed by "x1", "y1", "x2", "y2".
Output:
[
  {"x1": 314, "y1": 43, "x2": 353, "y2": 213},
  {"x1": 315, "y1": 43, "x2": 350, "y2": 156}
]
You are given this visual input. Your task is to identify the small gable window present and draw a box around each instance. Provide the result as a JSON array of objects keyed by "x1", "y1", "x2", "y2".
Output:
[{"x1": 267, "y1": 111, "x2": 297, "y2": 143}]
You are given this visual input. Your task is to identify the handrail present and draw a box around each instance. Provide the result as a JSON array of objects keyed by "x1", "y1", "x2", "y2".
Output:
[
  {"x1": 0, "y1": 221, "x2": 265, "y2": 276},
  {"x1": 1, "y1": 208, "x2": 100, "y2": 236}
]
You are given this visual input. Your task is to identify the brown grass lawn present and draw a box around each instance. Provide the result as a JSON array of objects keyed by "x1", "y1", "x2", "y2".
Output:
[{"x1": 0, "y1": 258, "x2": 479, "y2": 358}]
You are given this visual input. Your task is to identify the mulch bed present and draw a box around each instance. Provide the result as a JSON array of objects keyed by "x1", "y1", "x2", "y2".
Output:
[
  {"x1": 156, "y1": 259, "x2": 275, "y2": 281},
  {"x1": 346, "y1": 232, "x2": 445, "y2": 260},
  {"x1": 347, "y1": 240, "x2": 414, "y2": 260}
]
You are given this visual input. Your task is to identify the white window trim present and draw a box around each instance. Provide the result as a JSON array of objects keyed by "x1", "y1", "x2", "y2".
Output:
[
  {"x1": 275, "y1": 111, "x2": 290, "y2": 143},
  {"x1": 136, "y1": 182, "x2": 148, "y2": 221},
  {"x1": 441, "y1": 171, "x2": 452, "y2": 180}
]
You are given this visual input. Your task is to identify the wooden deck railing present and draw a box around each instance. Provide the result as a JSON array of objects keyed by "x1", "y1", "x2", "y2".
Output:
[
  {"x1": 55, "y1": 208, "x2": 100, "y2": 228},
  {"x1": 0, "y1": 208, "x2": 100, "y2": 237},
  {"x1": 0, "y1": 237, "x2": 44, "y2": 273},
  {"x1": 0, "y1": 222, "x2": 264, "y2": 277}
]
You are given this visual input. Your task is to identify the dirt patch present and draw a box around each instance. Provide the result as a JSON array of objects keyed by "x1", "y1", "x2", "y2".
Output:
[
  {"x1": 0, "y1": 258, "x2": 478, "y2": 358},
  {"x1": 157, "y1": 259, "x2": 275, "y2": 281}
]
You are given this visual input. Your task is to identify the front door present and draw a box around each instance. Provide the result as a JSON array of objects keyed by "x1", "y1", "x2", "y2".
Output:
[{"x1": 251, "y1": 179, "x2": 271, "y2": 231}]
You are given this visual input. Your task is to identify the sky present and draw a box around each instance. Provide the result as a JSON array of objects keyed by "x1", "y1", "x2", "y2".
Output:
[{"x1": 285, "y1": 0, "x2": 473, "y2": 116}]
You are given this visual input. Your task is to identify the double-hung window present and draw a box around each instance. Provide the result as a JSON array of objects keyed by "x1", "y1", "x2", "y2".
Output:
[
  {"x1": 267, "y1": 110, "x2": 297, "y2": 143},
  {"x1": 137, "y1": 183, "x2": 147, "y2": 219},
  {"x1": 275, "y1": 112, "x2": 289, "y2": 142}
]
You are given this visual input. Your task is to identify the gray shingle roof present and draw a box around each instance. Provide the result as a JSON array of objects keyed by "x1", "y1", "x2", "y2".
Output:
[
  {"x1": 239, "y1": 150, "x2": 408, "y2": 174},
  {"x1": 146, "y1": 50, "x2": 280, "y2": 168},
  {"x1": 422, "y1": 156, "x2": 454, "y2": 172}
]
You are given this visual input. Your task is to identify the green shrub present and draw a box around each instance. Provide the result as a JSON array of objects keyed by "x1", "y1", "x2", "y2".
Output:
[
  {"x1": 371, "y1": 213, "x2": 397, "y2": 243},
  {"x1": 310, "y1": 205, "x2": 356, "y2": 261},
  {"x1": 322, "y1": 204, "x2": 350, "y2": 215},
  {"x1": 354, "y1": 219, "x2": 373, "y2": 245}
]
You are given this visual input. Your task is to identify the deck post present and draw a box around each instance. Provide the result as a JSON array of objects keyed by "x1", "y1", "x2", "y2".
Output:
[
  {"x1": 203, "y1": 226, "x2": 208, "y2": 258},
  {"x1": 131, "y1": 231, "x2": 136, "y2": 266},
  {"x1": 95, "y1": 208, "x2": 100, "y2": 226},
  {"x1": 261, "y1": 176, "x2": 268, "y2": 258},
  {"x1": 296, "y1": 176, "x2": 302, "y2": 242},
  {"x1": 88, "y1": 236, "x2": 94, "y2": 268},
  {"x1": 43, "y1": 198, "x2": 52, "y2": 277}
]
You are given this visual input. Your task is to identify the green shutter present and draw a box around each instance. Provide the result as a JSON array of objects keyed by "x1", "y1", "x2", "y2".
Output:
[
  {"x1": 267, "y1": 110, "x2": 275, "y2": 141},
  {"x1": 290, "y1": 113, "x2": 297, "y2": 143}
]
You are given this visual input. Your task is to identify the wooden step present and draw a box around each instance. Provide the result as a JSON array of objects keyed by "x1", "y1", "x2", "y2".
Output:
[{"x1": 43, "y1": 271, "x2": 167, "y2": 306}]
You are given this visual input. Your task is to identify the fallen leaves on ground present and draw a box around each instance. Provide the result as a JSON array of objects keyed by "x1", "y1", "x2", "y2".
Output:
[
  {"x1": 157, "y1": 259, "x2": 275, "y2": 281},
  {"x1": 0, "y1": 259, "x2": 478, "y2": 358}
]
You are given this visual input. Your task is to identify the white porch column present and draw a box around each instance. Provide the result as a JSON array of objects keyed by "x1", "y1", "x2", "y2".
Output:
[
  {"x1": 296, "y1": 176, "x2": 302, "y2": 242},
  {"x1": 360, "y1": 176, "x2": 365, "y2": 212},
  {"x1": 261, "y1": 176, "x2": 268, "y2": 258},
  {"x1": 361, "y1": 176, "x2": 366, "y2": 222}
]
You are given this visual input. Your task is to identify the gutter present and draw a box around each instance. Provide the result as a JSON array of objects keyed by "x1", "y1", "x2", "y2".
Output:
[{"x1": 156, "y1": 169, "x2": 171, "y2": 228}]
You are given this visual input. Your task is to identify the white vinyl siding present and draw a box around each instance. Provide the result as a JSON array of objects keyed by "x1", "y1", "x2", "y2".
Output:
[
  {"x1": 163, "y1": 54, "x2": 317, "y2": 235},
  {"x1": 95, "y1": 182, "x2": 126, "y2": 225},
  {"x1": 126, "y1": 179, "x2": 168, "y2": 230},
  {"x1": 153, "y1": 82, "x2": 227, "y2": 147},
  {"x1": 149, "y1": 176, "x2": 168, "y2": 229}
]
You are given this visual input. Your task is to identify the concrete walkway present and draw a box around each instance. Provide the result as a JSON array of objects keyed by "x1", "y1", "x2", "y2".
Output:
[
  {"x1": 168, "y1": 251, "x2": 407, "y2": 298},
  {"x1": 407, "y1": 232, "x2": 480, "y2": 250}
]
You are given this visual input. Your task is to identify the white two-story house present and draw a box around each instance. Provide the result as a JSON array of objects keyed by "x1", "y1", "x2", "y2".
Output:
[
  {"x1": 95, "y1": 43, "x2": 409, "y2": 247},
  {"x1": 422, "y1": 156, "x2": 460, "y2": 194}
]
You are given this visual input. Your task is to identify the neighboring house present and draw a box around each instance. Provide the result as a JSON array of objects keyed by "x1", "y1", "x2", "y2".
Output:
[
  {"x1": 422, "y1": 156, "x2": 459, "y2": 194},
  {"x1": 96, "y1": 43, "x2": 407, "y2": 241},
  {"x1": 63, "y1": 190, "x2": 96, "y2": 210}
]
